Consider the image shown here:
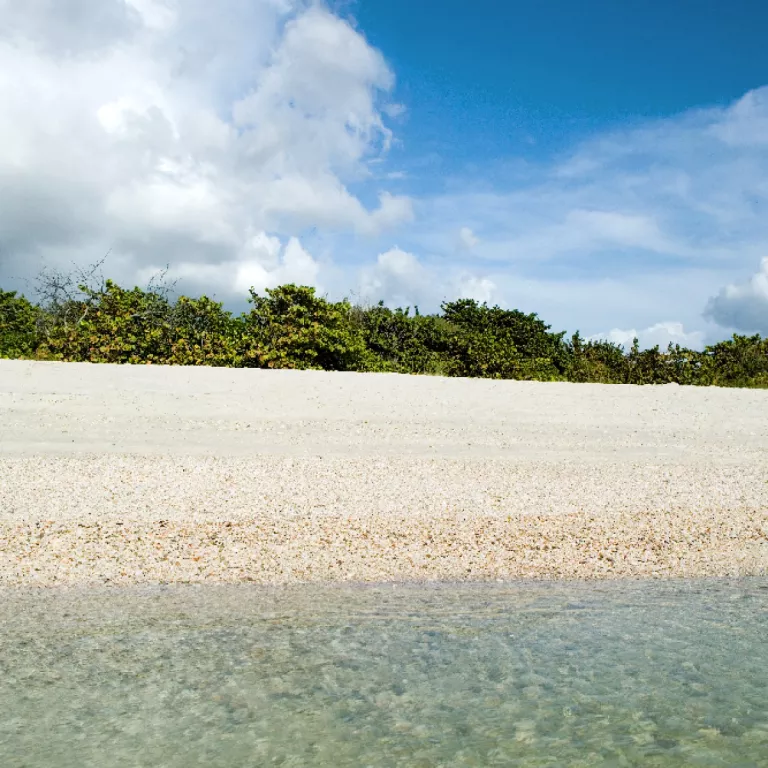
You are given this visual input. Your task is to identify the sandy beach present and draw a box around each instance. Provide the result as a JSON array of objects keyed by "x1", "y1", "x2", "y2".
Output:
[{"x1": 0, "y1": 359, "x2": 766, "y2": 586}]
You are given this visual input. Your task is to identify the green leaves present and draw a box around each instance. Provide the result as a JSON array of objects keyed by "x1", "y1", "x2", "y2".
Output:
[
  {"x1": 441, "y1": 300, "x2": 566, "y2": 380},
  {"x1": 242, "y1": 285, "x2": 372, "y2": 371},
  {"x1": 352, "y1": 302, "x2": 452, "y2": 375},
  {"x1": 1, "y1": 276, "x2": 766, "y2": 388},
  {"x1": 0, "y1": 290, "x2": 39, "y2": 359},
  {"x1": 704, "y1": 334, "x2": 768, "y2": 388}
]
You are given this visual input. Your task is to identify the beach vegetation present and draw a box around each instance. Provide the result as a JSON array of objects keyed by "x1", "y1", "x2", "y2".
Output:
[{"x1": 1, "y1": 266, "x2": 766, "y2": 388}]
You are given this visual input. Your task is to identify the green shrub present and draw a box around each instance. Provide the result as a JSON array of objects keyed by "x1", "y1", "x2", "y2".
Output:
[
  {"x1": 705, "y1": 334, "x2": 768, "y2": 388},
  {"x1": 2, "y1": 269, "x2": 765, "y2": 388},
  {"x1": 241, "y1": 284, "x2": 373, "y2": 371},
  {"x1": 37, "y1": 280, "x2": 172, "y2": 363},
  {"x1": 0, "y1": 290, "x2": 40, "y2": 359},
  {"x1": 166, "y1": 295, "x2": 243, "y2": 367},
  {"x1": 441, "y1": 299, "x2": 566, "y2": 380},
  {"x1": 352, "y1": 302, "x2": 453, "y2": 375},
  {"x1": 564, "y1": 333, "x2": 628, "y2": 383}
]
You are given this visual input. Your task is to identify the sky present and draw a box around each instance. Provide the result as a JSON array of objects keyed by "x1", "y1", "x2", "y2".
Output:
[{"x1": 1, "y1": 0, "x2": 768, "y2": 348}]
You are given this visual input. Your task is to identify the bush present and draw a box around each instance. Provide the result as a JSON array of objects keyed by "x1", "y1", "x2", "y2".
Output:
[
  {"x1": 441, "y1": 300, "x2": 566, "y2": 380},
  {"x1": 0, "y1": 290, "x2": 40, "y2": 359},
  {"x1": 705, "y1": 334, "x2": 768, "y2": 388},
  {"x1": 1, "y1": 266, "x2": 766, "y2": 388},
  {"x1": 564, "y1": 333, "x2": 628, "y2": 383},
  {"x1": 36, "y1": 280, "x2": 173, "y2": 364},
  {"x1": 166, "y1": 295, "x2": 243, "y2": 367},
  {"x1": 352, "y1": 302, "x2": 453, "y2": 375},
  {"x1": 241, "y1": 284, "x2": 373, "y2": 371}
]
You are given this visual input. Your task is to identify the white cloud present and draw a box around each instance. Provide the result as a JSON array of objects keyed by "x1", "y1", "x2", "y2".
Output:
[
  {"x1": 558, "y1": 210, "x2": 673, "y2": 253},
  {"x1": 359, "y1": 247, "x2": 430, "y2": 308},
  {"x1": 711, "y1": 88, "x2": 768, "y2": 147},
  {"x1": 366, "y1": 192, "x2": 415, "y2": 234},
  {"x1": 124, "y1": 0, "x2": 177, "y2": 31},
  {"x1": 407, "y1": 85, "x2": 768, "y2": 339},
  {"x1": 382, "y1": 102, "x2": 406, "y2": 118},
  {"x1": 0, "y1": 0, "x2": 411, "y2": 297},
  {"x1": 589, "y1": 322, "x2": 706, "y2": 351},
  {"x1": 231, "y1": 6, "x2": 395, "y2": 176},
  {"x1": 457, "y1": 275, "x2": 496, "y2": 304},
  {"x1": 704, "y1": 257, "x2": 768, "y2": 333},
  {"x1": 358, "y1": 247, "x2": 497, "y2": 309},
  {"x1": 138, "y1": 231, "x2": 321, "y2": 297},
  {"x1": 0, "y1": 0, "x2": 141, "y2": 55}
]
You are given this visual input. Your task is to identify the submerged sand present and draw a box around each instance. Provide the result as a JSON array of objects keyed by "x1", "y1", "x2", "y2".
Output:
[{"x1": 1, "y1": 359, "x2": 766, "y2": 586}]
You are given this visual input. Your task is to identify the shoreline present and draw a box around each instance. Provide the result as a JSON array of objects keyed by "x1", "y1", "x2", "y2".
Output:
[{"x1": 1, "y1": 360, "x2": 766, "y2": 587}]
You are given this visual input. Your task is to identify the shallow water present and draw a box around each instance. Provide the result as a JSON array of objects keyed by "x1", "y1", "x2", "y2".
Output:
[{"x1": 1, "y1": 579, "x2": 767, "y2": 767}]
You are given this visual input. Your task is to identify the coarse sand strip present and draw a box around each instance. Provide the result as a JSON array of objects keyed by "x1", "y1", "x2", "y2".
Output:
[
  {"x1": 2, "y1": 510, "x2": 767, "y2": 587},
  {"x1": 0, "y1": 359, "x2": 766, "y2": 586}
]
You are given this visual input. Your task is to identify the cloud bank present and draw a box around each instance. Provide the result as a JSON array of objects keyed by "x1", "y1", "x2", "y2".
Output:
[
  {"x1": 0, "y1": 0, "x2": 766, "y2": 347},
  {"x1": 704, "y1": 257, "x2": 768, "y2": 334},
  {"x1": 0, "y1": 0, "x2": 410, "y2": 297}
]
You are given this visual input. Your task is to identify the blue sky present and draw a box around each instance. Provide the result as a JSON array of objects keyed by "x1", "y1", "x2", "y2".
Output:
[
  {"x1": 356, "y1": 0, "x2": 768, "y2": 170},
  {"x1": 1, "y1": 0, "x2": 767, "y2": 347}
]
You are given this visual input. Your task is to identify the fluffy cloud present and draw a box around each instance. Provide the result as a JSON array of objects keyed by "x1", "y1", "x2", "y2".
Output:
[
  {"x1": 358, "y1": 247, "x2": 496, "y2": 309},
  {"x1": 0, "y1": 0, "x2": 141, "y2": 54},
  {"x1": 358, "y1": 248, "x2": 431, "y2": 308},
  {"x1": 0, "y1": 0, "x2": 411, "y2": 296},
  {"x1": 589, "y1": 322, "x2": 706, "y2": 351},
  {"x1": 137, "y1": 232, "x2": 321, "y2": 299},
  {"x1": 711, "y1": 88, "x2": 768, "y2": 147},
  {"x1": 704, "y1": 257, "x2": 768, "y2": 333}
]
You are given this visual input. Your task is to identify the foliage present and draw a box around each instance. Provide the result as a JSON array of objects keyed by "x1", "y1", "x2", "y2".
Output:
[
  {"x1": 2, "y1": 266, "x2": 766, "y2": 388},
  {"x1": 29, "y1": 272, "x2": 241, "y2": 366},
  {"x1": 0, "y1": 290, "x2": 40, "y2": 359},
  {"x1": 241, "y1": 284, "x2": 373, "y2": 371},
  {"x1": 36, "y1": 280, "x2": 173, "y2": 363},
  {"x1": 351, "y1": 302, "x2": 453, "y2": 375},
  {"x1": 441, "y1": 300, "x2": 566, "y2": 380},
  {"x1": 166, "y1": 295, "x2": 243, "y2": 367},
  {"x1": 564, "y1": 332, "x2": 629, "y2": 384},
  {"x1": 703, "y1": 334, "x2": 768, "y2": 388}
]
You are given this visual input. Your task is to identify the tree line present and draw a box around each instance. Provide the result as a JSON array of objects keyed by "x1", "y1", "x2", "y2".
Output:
[{"x1": 1, "y1": 265, "x2": 766, "y2": 387}]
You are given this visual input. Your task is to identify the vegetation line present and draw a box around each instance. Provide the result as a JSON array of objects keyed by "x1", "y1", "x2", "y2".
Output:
[{"x1": 1, "y1": 262, "x2": 766, "y2": 387}]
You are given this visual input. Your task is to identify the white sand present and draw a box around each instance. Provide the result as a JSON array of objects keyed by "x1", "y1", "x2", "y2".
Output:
[{"x1": 1, "y1": 359, "x2": 766, "y2": 585}]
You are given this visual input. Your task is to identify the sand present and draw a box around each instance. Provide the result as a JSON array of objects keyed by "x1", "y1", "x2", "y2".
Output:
[{"x1": 0, "y1": 359, "x2": 766, "y2": 586}]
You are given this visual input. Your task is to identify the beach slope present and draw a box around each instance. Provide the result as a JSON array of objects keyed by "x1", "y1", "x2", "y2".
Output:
[{"x1": 1, "y1": 360, "x2": 766, "y2": 585}]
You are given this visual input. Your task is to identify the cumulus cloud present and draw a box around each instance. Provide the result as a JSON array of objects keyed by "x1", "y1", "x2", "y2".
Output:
[
  {"x1": 358, "y1": 247, "x2": 431, "y2": 308},
  {"x1": 0, "y1": 0, "x2": 411, "y2": 297},
  {"x1": 457, "y1": 275, "x2": 496, "y2": 304},
  {"x1": 589, "y1": 322, "x2": 706, "y2": 351},
  {"x1": 711, "y1": 88, "x2": 768, "y2": 147},
  {"x1": 0, "y1": 0, "x2": 142, "y2": 54},
  {"x1": 137, "y1": 232, "x2": 322, "y2": 298},
  {"x1": 358, "y1": 247, "x2": 496, "y2": 309},
  {"x1": 704, "y1": 257, "x2": 768, "y2": 333}
]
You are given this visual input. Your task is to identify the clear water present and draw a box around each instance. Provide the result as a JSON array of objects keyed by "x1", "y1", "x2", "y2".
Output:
[{"x1": 1, "y1": 579, "x2": 767, "y2": 767}]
